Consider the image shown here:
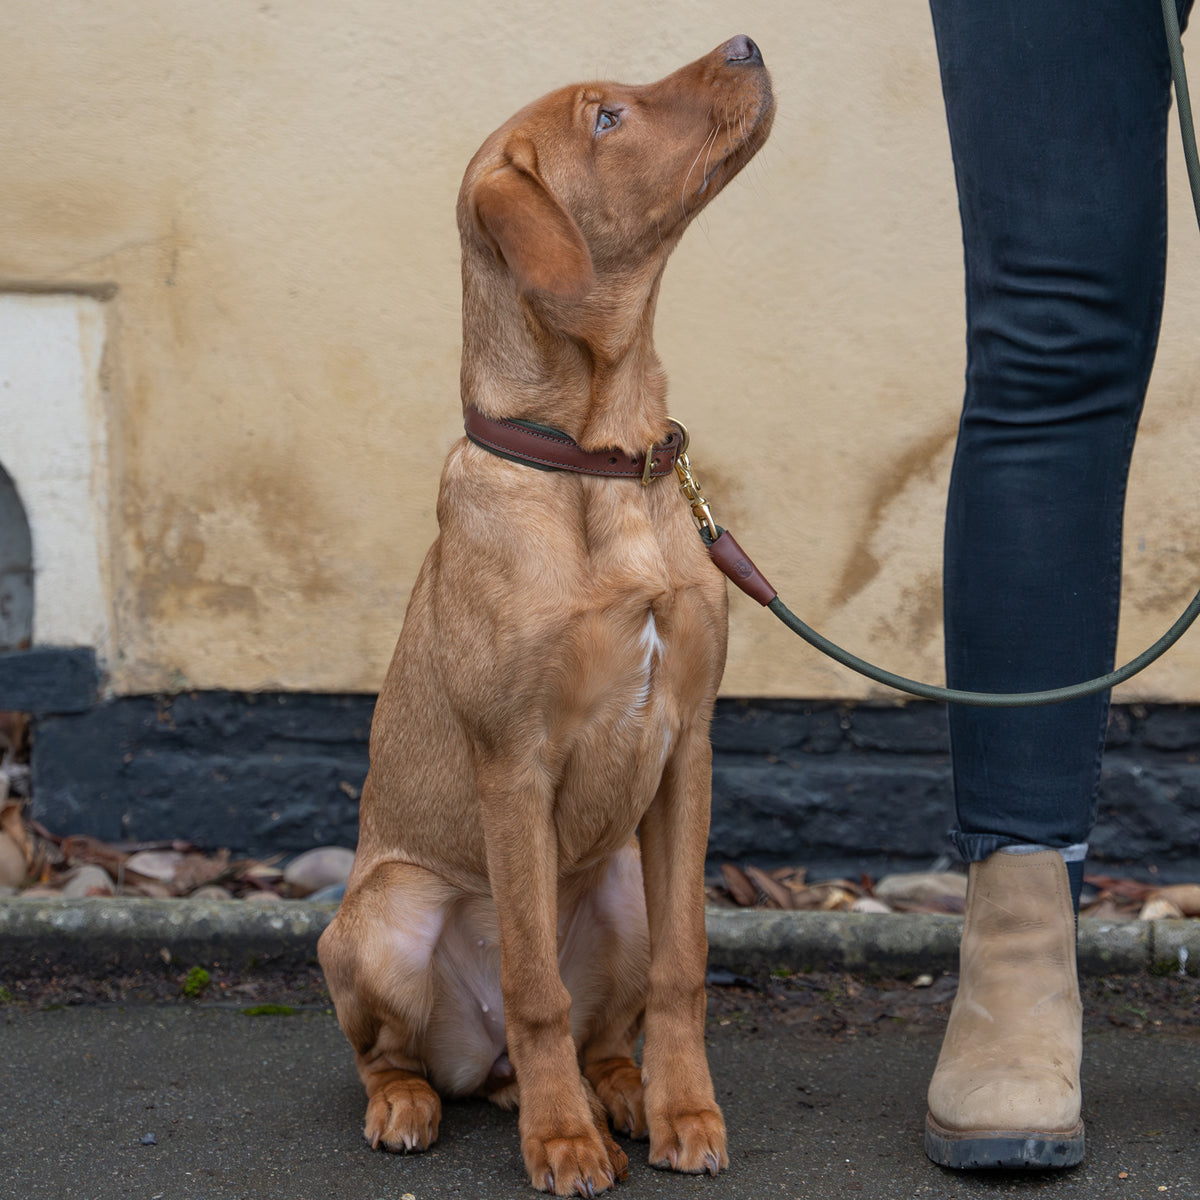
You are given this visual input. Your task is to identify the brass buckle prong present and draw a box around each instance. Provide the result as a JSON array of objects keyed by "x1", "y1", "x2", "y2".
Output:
[{"x1": 641, "y1": 444, "x2": 656, "y2": 486}]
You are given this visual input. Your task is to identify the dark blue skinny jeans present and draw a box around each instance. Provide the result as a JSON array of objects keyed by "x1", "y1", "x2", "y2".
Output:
[{"x1": 929, "y1": 0, "x2": 1192, "y2": 887}]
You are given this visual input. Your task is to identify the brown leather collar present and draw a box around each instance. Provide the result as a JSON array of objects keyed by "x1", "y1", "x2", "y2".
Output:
[
  {"x1": 464, "y1": 408, "x2": 684, "y2": 483},
  {"x1": 465, "y1": 407, "x2": 779, "y2": 606}
]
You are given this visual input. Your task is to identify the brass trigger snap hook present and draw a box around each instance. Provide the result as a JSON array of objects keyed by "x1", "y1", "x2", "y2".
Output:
[{"x1": 668, "y1": 418, "x2": 719, "y2": 541}]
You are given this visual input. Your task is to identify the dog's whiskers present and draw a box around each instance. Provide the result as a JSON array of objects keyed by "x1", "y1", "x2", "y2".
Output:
[
  {"x1": 702, "y1": 120, "x2": 728, "y2": 185},
  {"x1": 681, "y1": 125, "x2": 721, "y2": 218}
]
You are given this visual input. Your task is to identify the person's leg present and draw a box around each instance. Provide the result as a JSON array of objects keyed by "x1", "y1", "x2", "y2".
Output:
[
  {"x1": 939, "y1": 0, "x2": 1182, "y2": 886},
  {"x1": 928, "y1": 0, "x2": 1189, "y2": 1170}
]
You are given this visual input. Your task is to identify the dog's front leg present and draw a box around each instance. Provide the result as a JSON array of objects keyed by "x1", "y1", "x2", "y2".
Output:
[
  {"x1": 478, "y1": 760, "x2": 628, "y2": 1196},
  {"x1": 638, "y1": 730, "x2": 728, "y2": 1176}
]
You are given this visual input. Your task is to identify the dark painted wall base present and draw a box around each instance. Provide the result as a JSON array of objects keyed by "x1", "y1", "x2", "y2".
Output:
[
  {"x1": 32, "y1": 692, "x2": 372, "y2": 856},
  {"x1": 0, "y1": 647, "x2": 98, "y2": 714},
  {"x1": 707, "y1": 700, "x2": 1200, "y2": 883},
  {"x1": 27, "y1": 691, "x2": 1200, "y2": 882}
]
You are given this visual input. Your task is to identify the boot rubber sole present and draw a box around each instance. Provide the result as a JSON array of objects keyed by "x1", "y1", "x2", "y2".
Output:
[{"x1": 924, "y1": 1113, "x2": 1085, "y2": 1170}]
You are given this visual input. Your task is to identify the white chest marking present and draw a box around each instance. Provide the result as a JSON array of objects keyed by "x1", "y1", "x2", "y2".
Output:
[{"x1": 633, "y1": 611, "x2": 665, "y2": 709}]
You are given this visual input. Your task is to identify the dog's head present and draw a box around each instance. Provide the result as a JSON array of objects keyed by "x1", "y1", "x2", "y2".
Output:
[{"x1": 458, "y1": 36, "x2": 774, "y2": 306}]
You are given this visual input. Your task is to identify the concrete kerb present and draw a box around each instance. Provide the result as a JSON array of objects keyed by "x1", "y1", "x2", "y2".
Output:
[
  {"x1": 1, "y1": 897, "x2": 1198, "y2": 979},
  {"x1": 0, "y1": 898, "x2": 340, "y2": 976},
  {"x1": 704, "y1": 908, "x2": 1197, "y2": 977}
]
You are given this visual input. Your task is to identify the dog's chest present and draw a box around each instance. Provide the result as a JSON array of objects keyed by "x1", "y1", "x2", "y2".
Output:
[
  {"x1": 560, "y1": 489, "x2": 719, "y2": 768},
  {"x1": 547, "y1": 613, "x2": 676, "y2": 864}
]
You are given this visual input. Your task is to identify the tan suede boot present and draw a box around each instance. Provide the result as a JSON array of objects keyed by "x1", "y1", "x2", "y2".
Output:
[{"x1": 925, "y1": 849, "x2": 1084, "y2": 1169}]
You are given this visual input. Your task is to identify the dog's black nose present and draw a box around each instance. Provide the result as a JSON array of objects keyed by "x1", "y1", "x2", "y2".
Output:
[{"x1": 724, "y1": 35, "x2": 763, "y2": 66}]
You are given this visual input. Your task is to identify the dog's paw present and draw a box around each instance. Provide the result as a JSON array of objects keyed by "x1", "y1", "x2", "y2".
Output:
[
  {"x1": 587, "y1": 1058, "x2": 647, "y2": 1140},
  {"x1": 363, "y1": 1076, "x2": 442, "y2": 1153},
  {"x1": 523, "y1": 1127, "x2": 624, "y2": 1197},
  {"x1": 648, "y1": 1106, "x2": 728, "y2": 1176},
  {"x1": 595, "y1": 1120, "x2": 631, "y2": 1185}
]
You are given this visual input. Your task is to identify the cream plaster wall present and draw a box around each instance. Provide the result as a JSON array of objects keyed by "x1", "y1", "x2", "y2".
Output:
[{"x1": 2, "y1": 1, "x2": 1199, "y2": 700}]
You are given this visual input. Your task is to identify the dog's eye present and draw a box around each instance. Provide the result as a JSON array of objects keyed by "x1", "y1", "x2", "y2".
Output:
[{"x1": 595, "y1": 109, "x2": 619, "y2": 133}]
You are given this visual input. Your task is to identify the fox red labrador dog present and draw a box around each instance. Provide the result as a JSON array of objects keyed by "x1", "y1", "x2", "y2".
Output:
[{"x1": 318, "y1": 36, "x2": 773, "y2": 1196}]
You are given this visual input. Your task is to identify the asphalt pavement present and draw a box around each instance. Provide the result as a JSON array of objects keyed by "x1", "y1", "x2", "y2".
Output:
[
  {"x1": 3, "y1": 985, "x2": 1200, "y2": 1200},
  {"x1": 3, "y1": 899, "x2": 1200, "y2": 1200}
]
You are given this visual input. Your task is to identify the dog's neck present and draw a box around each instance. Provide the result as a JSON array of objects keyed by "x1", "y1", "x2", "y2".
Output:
[{"x1": 460, "y1": 261, "x2": 672, "y2": 455}]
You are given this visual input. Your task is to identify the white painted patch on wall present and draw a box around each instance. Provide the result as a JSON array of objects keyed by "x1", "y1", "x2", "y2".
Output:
[{"x1": 0, "y1": 294, "x2": 111, "y2": 660}]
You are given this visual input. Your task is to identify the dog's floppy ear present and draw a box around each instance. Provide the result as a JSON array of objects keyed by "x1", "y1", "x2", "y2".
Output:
[{"x1": 472, "y1": 150, "x2": 594, "y2": 301}]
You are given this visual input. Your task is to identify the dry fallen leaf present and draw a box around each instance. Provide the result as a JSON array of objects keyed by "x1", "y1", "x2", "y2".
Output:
[
  {"x1": 60, "y1": 864, "x2": 117, "y2": 898},
  {"x1": 875, "y1": 871, "x2": 968, "y2": 906},
  {"x1": 790, "y1": 881, "x2": 862, "y2": 912},
  {"x1": 173, "y1": 849, "x2": 230, "y2": 894},
  {"x1": 0, "y1": 830, "x2": 27, "y2": 888},
  {"x1": 1080, "y1": 895, "x2": 1138, "y2": 921},
  {"x1": 1139, "y1": 896, "x2": 1185, "y2": 921},
  {"x1": 127, "y1": 877, "x2": 175, "y2": 899},
  {"x1": 818, "y1": 887, "x2": 859, "y2": 912},
  {"x1": 124, "y1": 850, "x2": 186, "y2": 882},
  {"x1": 0, "y1": 798, "x2": 32, "y2": 868},
  {"x1": 60, "y1": 834, "x2": 130, "y2": 875},
  {"x1": 1145, "y1": 884, "x2": 1200, "y2": 917},
  {"x1": 1084, "y1": 874, "x2": 1157, "y2": 902},
  {"x1": 745, "y1": 865, "x2": 795, "y2": 910},
  {"x1": 720, "y1": 863, "x2": 759, "y2": 908},
  {"x1": 772, "y1": 865, "x2": 808, "y2": 888}
]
